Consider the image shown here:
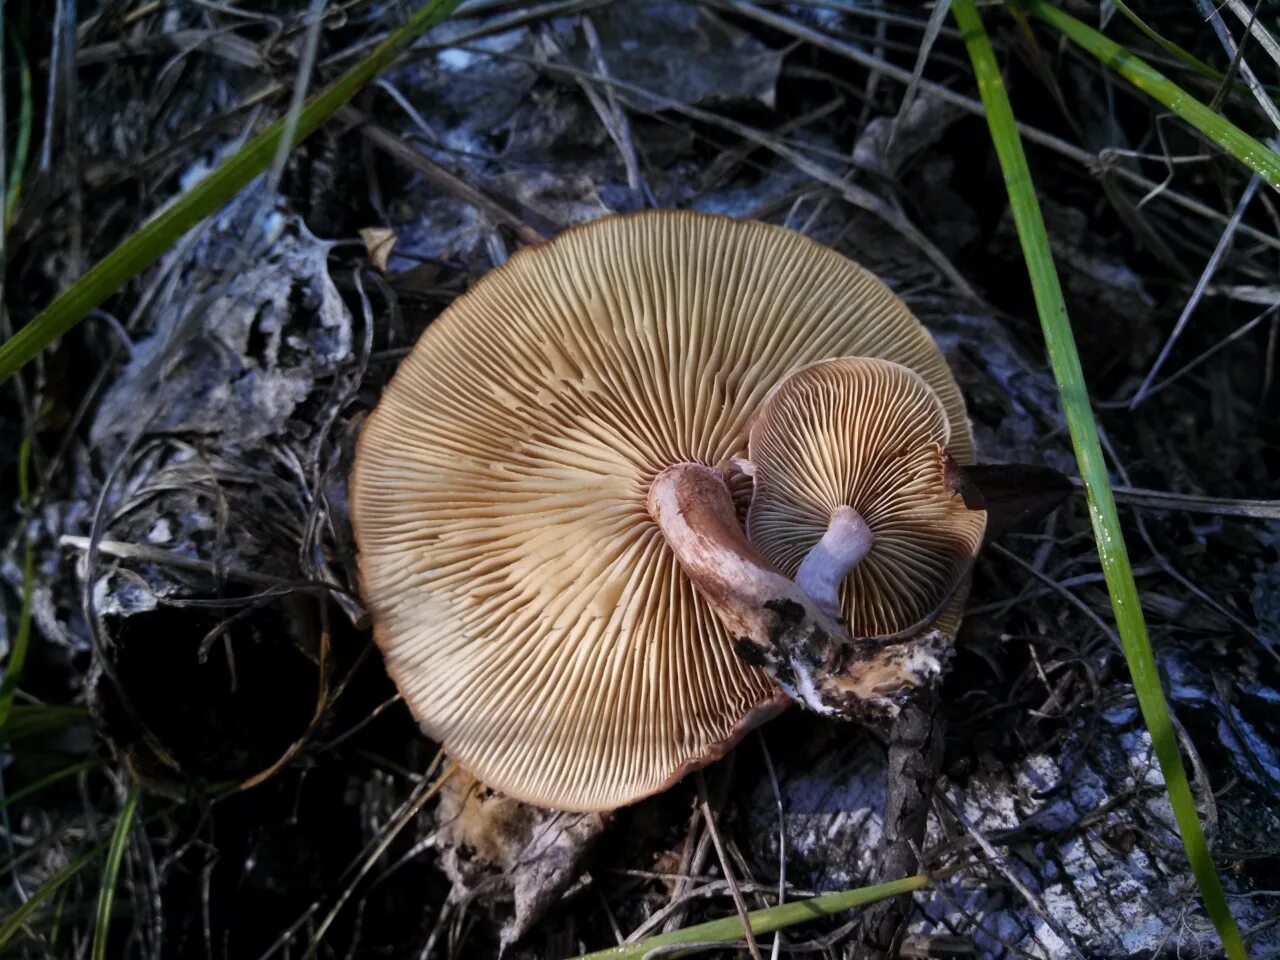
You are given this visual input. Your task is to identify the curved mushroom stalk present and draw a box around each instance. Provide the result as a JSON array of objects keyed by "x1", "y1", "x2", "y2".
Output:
[
  {"x1": 650, "y1": 356, "x2": 1005, "y2": 719},
  {"x1": 795, "y1": 505, "x2": 873, "y2": 621},
  {"x1": 650, "y1": 463, "x2": 927, "y2": 716},
  {"x1": 647, "y1": 462, "x2": 844, "y2": 642}
]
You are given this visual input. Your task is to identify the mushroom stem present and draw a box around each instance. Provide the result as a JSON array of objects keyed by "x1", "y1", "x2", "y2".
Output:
[
  {"x1": 795, "y1": 506, "x2": 872, "y2": 622},
  {"x1": 647, "y1": 463, "x2": 835, "y2": 646},
  {"x1": 648, "y1": 464, "x2": 945, "y2": 718},
  {"x1": 649, "y1": 463, "x2": 849, "y2": 715}
]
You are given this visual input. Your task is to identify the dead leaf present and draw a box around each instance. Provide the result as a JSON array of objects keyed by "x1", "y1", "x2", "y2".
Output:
[
  {"x1": 436, "y1": 771, "x2": 606, "y2": 950},
  {"x1": 359, "y1": 226, "x2": 397, "y2": 272}
]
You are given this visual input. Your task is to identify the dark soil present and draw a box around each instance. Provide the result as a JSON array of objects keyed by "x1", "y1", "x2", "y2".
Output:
[{"x1": 1, "y1": 1, "x2": 1278, "y2": 958}]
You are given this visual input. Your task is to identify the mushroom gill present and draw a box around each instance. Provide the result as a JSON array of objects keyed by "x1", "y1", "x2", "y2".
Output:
[
  {"x1": 350, "y1": 210, "x2": 973, "y2": 811},
  {"x1": 747, "y1": 356, "x2": 986, "y2": 641}
]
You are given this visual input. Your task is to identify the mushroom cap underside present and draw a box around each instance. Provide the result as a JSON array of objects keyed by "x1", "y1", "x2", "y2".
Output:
[
  {"x1": 747, "y1": 356, "x2": 987, "y2": 640},
  {"x1": 350, "y1": 209, "x2": 973, "y2": 812}
]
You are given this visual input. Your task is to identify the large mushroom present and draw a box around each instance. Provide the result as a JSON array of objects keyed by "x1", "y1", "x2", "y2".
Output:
[{"x1": 350, "y1": 210, "x2": 980, "y2": 812}]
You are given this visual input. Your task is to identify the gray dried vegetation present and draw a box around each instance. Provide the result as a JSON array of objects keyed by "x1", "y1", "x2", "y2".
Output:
[{"x1": 0, "y1": 1, "x2": 1278, "y2": 958}]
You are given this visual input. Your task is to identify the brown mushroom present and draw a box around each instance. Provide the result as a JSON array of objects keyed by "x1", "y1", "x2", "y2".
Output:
[
  {"x1": 350, "y1": 210, "x2": 973, "y2": 811},
  {"x1": 741, "y1": 356, "x2": 986, "y2": 714}
]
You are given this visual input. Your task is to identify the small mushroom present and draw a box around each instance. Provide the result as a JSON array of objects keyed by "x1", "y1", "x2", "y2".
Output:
[
  {"x1": 350, "y1": 210, "x2": 973, "y2": 811},
  {"x1": 741, "y1": 356, "x2": 986, "y2": 715}
]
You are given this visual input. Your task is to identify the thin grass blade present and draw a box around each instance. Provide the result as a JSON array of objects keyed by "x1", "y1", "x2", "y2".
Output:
[
  {"x1": 0, "y1": 846, "x2": 97, "y2": 947},
  {"x1": 91, "y1": 784, "x2": 141, "y2": 960},
  {"x1": 888, "y1": 0, "x2": 953, "y2": 151},
  {"x1": 0, "y1": 703, "x2": 88, "y2": 745},
  {"x1": 1025, "y1": 0, "x2": 1280, "y2": 186},
  {"x1": 0, "y1": 759, "x2": 100, "y2": 810},
  {"x1": 1111, "y1": 0, "x2": 1233, "y2": 86},
  {"x1": 0, "y1": 0, "x2": 461, "y2": 384},
  {"x1": 573, "y1": 875, "x2": 929, "y2": 960},
  {"x1": 5, "y1": 19, "x2": 33, "y2": 225},
  {"x1": 950, "y1": 3, "x2": 1246, "y2": 957}
]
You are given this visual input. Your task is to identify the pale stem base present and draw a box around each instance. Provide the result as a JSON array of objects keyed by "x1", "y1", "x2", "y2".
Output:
[{"x1": 795, "y1": 506, "x2": 873, "y2": 622}]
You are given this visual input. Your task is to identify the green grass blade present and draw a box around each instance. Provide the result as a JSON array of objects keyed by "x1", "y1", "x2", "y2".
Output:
[
  {"x1": 951, "y1": 3, "x2": 1246, "y2": 957},
  {"x1": 0, "y1": 439, "x2": 34, "y2": 728},
  {"x1": 573, "y1": 875, "x2": 929, "y2": 960},
  {"x1": 49, "y1": 880, "x2": 71, "y2": 950},
  {"x1": 5, "y1": 18, "x2": 33, "y2": 225},
  {"x1": 1111, "y1": 0, "x2": 1232, "y2": 86},
  {"x1": 1025, "y1": 0, "x2": 1280, "y2": 187},
  {"x1": 0, "y1": 846, "x2": 98, "y2": 947},
  {"x1": 91, "y1": 785, "x2": 141, "y2": 960},
  {"x1": 0, "y1": 703, "x2": 88, "y2": 745},
  {"x1": 0, "y1": 0, "x2": 461, "y2": 384},
  {"x1": 0, "y1": 759, "x2": 100, "y2": 810}
]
